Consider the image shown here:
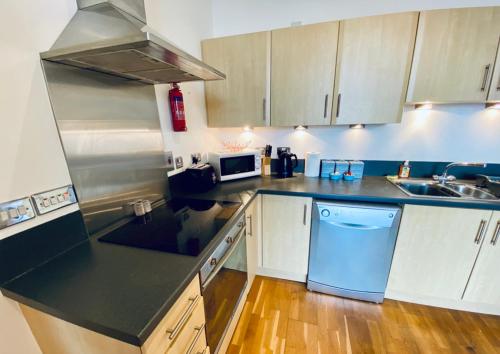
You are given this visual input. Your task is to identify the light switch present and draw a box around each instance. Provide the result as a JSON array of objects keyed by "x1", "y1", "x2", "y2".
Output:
[
  {"x1": 32, "y1": 185, "x2": 77, "y2": 215},
  {"x1": 8, "y1": 208, "x2": 19, "y2": 219},
  {"x1": 17, "y1": 205, "x2": 27, "y2": 216},
  {"x1": 0, "y1": 197, "x2": 35, "y2": 230}
]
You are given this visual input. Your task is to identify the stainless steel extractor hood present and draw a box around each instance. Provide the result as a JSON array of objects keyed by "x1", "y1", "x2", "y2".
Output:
[{"x1": 41, "y1": 0, "x2": 225, "y2": 84}]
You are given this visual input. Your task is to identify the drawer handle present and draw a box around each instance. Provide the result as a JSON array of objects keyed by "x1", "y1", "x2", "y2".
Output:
[
  {"x1": 474, "y1": 220, "x2": 487, "y2": 244},
  {"x1": 186, "y1": 324, "x2": 206, "y2": 354},
  {"x1": 303, "y1": 204, "x2": 307, "y2": 226},
  {"x1": 166, "y1": 294, "x2": 200, "y2": 340},
  {"x1": 491, "y1": 221, "x2": 500, "y2": 246},
  {"x1": 197, "y1": 346, "x2": 209, "y2": 354}
]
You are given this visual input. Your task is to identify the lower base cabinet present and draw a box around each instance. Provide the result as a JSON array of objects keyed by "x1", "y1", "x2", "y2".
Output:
[
  {"x1": 20, "y1": 275, "x2": 209, "y2": 354},
  {"x1": 462, "y1": 211, "x2": 500, "y2": 306},
  {"x1": 387, "y1": 205, "x2": 500, "y2": 314},
  {"x1": 259, "y1": 194, "x2": 312, "y2": 282},
  {"x1": 245, "y1": 195, "x2": 261, "y2": 290}
]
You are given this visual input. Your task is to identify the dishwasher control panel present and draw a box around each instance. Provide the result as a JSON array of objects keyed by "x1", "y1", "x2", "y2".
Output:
[{"x1": 316, "y1": 202, "x2": 399, "y2": 228}]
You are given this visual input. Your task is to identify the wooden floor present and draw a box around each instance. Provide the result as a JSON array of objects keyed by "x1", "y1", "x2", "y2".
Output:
[{"x1": 226, "y1": 276, "x2": 500, "y2": 354}]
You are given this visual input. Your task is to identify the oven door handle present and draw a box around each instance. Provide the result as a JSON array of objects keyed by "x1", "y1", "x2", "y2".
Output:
[{"x1": 202, "y1": 227, "x2": 246, "y2": 290}]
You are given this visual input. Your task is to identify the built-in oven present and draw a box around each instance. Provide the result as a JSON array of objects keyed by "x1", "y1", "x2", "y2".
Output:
[
  {"x1": 208, "y1": 150, "x2": 261, "y2": 181},
  {"x1": 199, "y1": 215, "x2": 247, "y2": 353}
]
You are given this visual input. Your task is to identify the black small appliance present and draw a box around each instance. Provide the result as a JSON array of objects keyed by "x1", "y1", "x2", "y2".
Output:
[
  {"x1": 184, "y1": 163, "x2": 217, "y2": 192},
  {"x1": 277, "y1": 148, "x2": 298, "y2": 178}
]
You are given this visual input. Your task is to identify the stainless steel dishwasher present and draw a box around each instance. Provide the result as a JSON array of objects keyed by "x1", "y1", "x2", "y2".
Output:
[{"x1": 307, "y1": 200, "x2": 402, "y2": 303}]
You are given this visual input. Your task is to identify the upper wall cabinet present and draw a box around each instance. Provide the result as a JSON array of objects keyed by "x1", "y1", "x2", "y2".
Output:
[
  {"x1": 407, "y1": 7, "x2": 500, "y2": 103},
  {"x1": 271, "y1": 22, "x2": 339, "y2": 126},
  {"x1": 202, "y1": 32, "x2": 270, "y2": 127},
  {"x1": 488, "y1": 43, "x2": 500, "y2": 101},
  {"x1": 334, "y1": 12, "x2": 418, "y2": 125}
]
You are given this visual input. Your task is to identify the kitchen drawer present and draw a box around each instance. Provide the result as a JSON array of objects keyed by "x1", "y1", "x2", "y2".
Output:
[
  {"x1": 142, "y1": 275, "x2": 203, "y2": 354},
  {"x1": 192, "y1": 335, "x2": 210, "y2": 354},
  {"x1": 165, "y1": 299, "x2": 206, "y2": 354}
]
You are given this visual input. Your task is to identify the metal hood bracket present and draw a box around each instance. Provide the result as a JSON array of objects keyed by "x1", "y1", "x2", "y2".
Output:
[{"x1": 41, "y1": 1, "x2": 225, "y2": 84}]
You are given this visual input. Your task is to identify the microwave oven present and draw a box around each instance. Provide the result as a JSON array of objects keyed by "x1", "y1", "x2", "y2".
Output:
[{"x1": 208, "y1": 150, "x2": 261, "y2": 181}]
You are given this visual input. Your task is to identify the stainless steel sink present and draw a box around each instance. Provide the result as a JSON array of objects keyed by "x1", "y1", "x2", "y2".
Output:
[
  {"x1": 445, "y1": 183, "x2": 498, "y2": 200},
  {"x1": 392, "y1": 179, "x2": 498, "y2": 201}
]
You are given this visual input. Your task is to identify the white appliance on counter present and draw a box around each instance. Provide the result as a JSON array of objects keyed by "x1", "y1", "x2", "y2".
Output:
[
  {"x1": 208, "y1": 150, "x2": 261, "y2": 181},
  {"x1": 304, "y1": 152, "x2": 321, "y2": 177}
]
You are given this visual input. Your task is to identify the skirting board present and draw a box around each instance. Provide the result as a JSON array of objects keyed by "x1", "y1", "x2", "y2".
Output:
[
  {"x1": 385, "y1": 290, "x2": 500, "y2": 316},
  {"x1": 256, "y1": 267, "x2": 306, "y2": 283}
]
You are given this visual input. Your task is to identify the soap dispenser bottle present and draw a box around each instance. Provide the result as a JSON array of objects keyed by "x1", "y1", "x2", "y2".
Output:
[{"x1": 398, "y1": 160, "x2": 411, "y2": 178}]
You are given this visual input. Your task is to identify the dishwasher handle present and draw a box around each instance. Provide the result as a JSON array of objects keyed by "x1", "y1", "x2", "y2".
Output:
[{"x1": 324, "y1": 220, "x2": 385, "y2": 231}]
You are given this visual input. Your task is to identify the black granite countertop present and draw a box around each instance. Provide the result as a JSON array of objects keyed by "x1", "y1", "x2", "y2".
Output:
[{"x1": 2, "y1": 175, "x2": 499, "y2": 347}]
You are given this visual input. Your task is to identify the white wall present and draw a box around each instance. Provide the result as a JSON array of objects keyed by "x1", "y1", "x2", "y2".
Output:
[
  {"x1": 212, "y1": 0, "x2": 500, "y2": 36},
  {"x1": 209, "y1": 0, "x2": 500, "y2": 163},
  {"x1": 0, "y1": 1, "x2": 78, "y2": 352},
  {"x1": 145, "y1": 0, "x2": 219, "y2": 173}
]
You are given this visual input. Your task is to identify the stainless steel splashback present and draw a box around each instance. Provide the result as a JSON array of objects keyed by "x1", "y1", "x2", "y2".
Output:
[{"x1": 43, "y1": 61, "x2": 174, "y2": 234}]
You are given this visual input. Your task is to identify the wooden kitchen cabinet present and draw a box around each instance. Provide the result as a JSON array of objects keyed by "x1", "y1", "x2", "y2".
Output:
[
  {"x1": 387, "y1": 205, "x2": 493, "y2": 301},
  {"x1": 202, "y1": 32, "x2": 270, "y2": 127},
  {"x1": 488, "y1": 43, "x2": 500, "y2": 101},
  {"x1": 334, "y1": 12, "x2": 418, "y2": 124},
  {"x1": 407, "y1": 7, "x2": 500, "y2": 103},
  {"x1": 245, "y1": 195, "x2": 261, "y2": 289},
  {"x1": 260, "y1": 194, "x2": 312, "y2": 282},
  {"x1": 463, "y1": 211, "x2": 500, "y2": 306},
  {"x1": 271, "y1": 22, "x2": 339, "y2": 126},
  {"x1": 20, "y1": 275, "x2": 208, "y2": 354}
]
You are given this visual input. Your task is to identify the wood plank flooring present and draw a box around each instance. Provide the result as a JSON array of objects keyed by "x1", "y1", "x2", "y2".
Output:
[{"x1": 226, "y1": 276, "x2": 500, "y2": 354}]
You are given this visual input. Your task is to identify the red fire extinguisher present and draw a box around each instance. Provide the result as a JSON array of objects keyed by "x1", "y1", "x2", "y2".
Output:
[{"x1": 169, "y1": 83, "x2": 187, "y2": 132}]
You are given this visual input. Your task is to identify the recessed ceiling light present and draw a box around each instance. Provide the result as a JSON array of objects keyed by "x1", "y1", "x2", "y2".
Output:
[
  {"x1": 485, "y1": 102, "x2": 500, "y2": 109},
  {"x1": 415, "y1": 102, "x2": 433, "y2": 110}
]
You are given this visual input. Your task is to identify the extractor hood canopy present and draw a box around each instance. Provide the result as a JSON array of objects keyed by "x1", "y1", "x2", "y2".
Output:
[{"x1": 41, "y1": 0, "x2": 225, "y2": 84}]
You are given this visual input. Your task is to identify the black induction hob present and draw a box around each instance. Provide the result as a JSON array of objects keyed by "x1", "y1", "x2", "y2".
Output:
[{"x1": 99, "y1": 198, "x2": 241, "y2": 256}]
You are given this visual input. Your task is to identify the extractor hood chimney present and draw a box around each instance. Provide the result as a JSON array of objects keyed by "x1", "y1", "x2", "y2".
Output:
[{"x1": 41, "y1": 0, "x2": 225, "y2": 84}]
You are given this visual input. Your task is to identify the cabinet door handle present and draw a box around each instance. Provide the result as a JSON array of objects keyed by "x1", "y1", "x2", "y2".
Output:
[
  {"x1": 491, "y1": 220, "x2": 500, "y2": 246},
  {"x1": 246, "y1": 215, "x2": 253, "y2": 236},
  {"x1": 336, "y1": 93, "x2": 341, "y2": 118},
  {"x1": 496, "y1": 74, "x2": 500, "y2": 91},
  {"x1": 481, "y1": 64, "x2": 491, "y2": 91},
  {"x1": 262, "y1": 98, "x2": 266, "y2": 121},
  {"x1": 474, "y1": 220, "x2": 487, "y2": 244},
  {"x1": 323, "y1": 94, "x2": 329, "y2": 118},
  {"x1": 186, "y1": 324, "x2": 206, "y2": 354},
  {"x1": 303, "y1": 204, "x2": 307, "y2": 226},
  {"x1": 166, "y1": 294, "x2": 200, "y2": 340}
]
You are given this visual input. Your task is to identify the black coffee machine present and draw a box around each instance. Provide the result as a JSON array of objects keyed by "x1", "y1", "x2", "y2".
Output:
[{"x1": 277, "y1": 147, "x2": 298, "y2": 178}]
